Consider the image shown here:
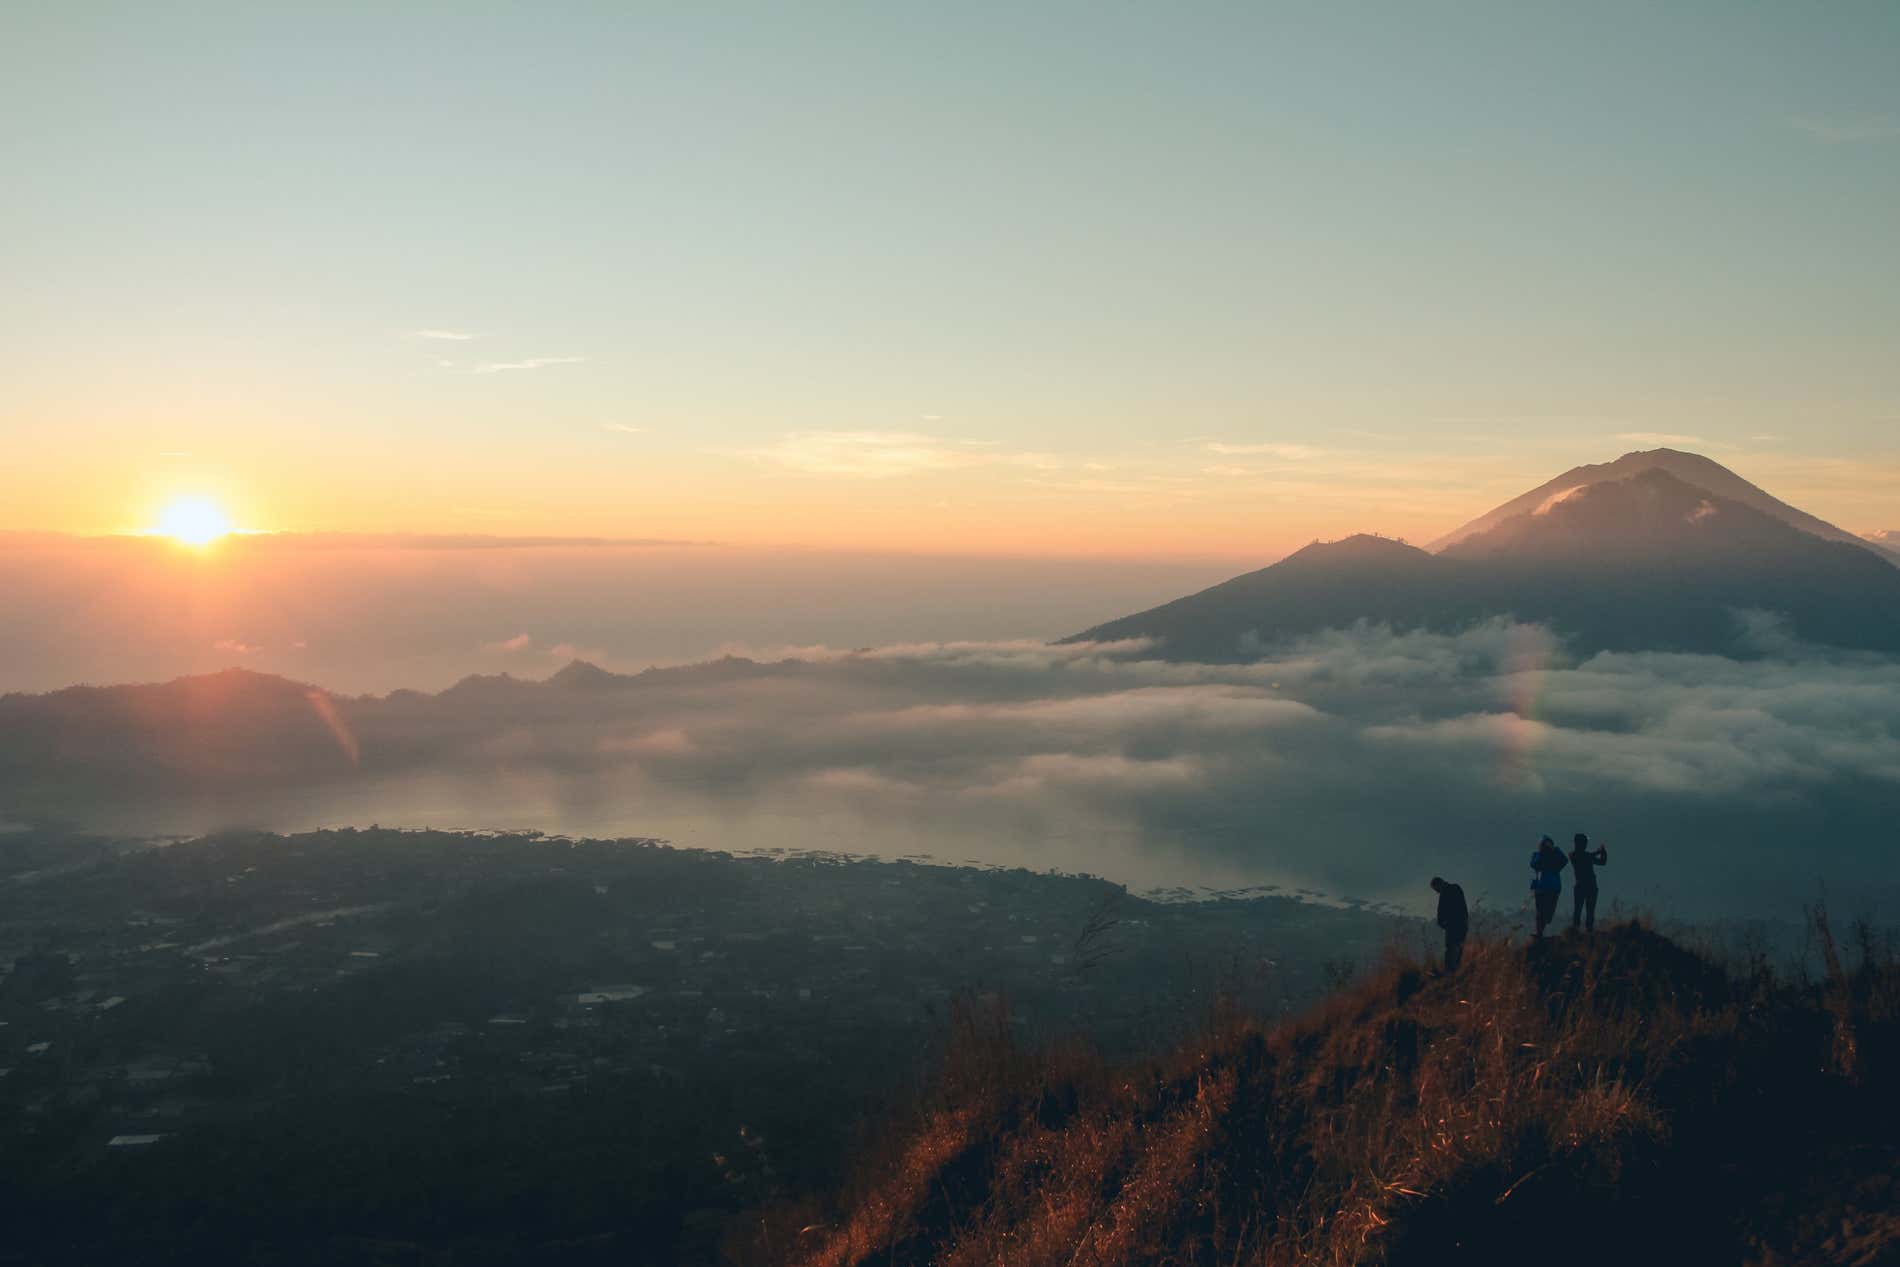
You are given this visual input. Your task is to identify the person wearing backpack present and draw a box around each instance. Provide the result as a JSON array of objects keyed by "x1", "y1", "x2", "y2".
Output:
[{"x1": 1529, "y1": 836, "x2": 1566, "y2": 939}]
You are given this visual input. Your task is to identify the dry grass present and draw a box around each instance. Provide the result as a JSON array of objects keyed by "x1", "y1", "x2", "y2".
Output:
[{"x1": 748, "y1": 917, "x2": 1900, "y2": 1267}]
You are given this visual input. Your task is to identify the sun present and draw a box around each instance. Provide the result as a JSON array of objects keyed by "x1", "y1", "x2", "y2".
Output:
[{"x1": 153, "y1": 497, "x2": 234, "y2": 546}]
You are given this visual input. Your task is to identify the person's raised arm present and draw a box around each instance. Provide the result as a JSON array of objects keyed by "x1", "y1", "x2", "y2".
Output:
[{"x1": 1595, "y1": 844, "x2": 1608, "y2": 866}]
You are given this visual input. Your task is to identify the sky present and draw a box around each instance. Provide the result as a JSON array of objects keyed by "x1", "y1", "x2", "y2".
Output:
[
  {"x1": 0, "y1": 536, "x2": 1250, "y2": 693},
  {"x1": 3, "y1": 2, "x2": 1899, "y2": 557}
]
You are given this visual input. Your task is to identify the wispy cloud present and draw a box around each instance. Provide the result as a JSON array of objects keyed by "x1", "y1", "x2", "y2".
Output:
[
  {"x1": 472, "y1": 356, "x2": 585, "y2": 374},
  {"x1": 1203, "y1": 442, "x2": 1326, "y2": 459},
  {"x1": 1021, "y1": 477, "x2": 1163, "y2": 496},
  {"x1": 482, "y1": 633, "x2": 532, "y2": 653},
  {"x1": 1613, "y1": 431, "x2": 1707, "y2": 447},
  {"x1": 602, "y1": 424, "x2": 647, "y2": 435},
  {"x1": 1422, "y1": 413, "x2": 1633, "y2": 428},
  {"x1": 1792, "y1": 114, "x2": 1900, "y2": 143},
  {"x1": 411, "y1": 328, "x2": 477, "y2": 341},
  {"x1": 734, "y1": 430, "x2": 1056, "y2": 479},
  {"x1": 198, "y1": 532, "x2": 707, "y2": 551}
]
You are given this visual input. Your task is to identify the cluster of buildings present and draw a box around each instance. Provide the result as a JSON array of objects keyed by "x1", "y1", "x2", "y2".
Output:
[{"x1": 1, "y1": 828, "x2": 1398, "y2": 1161}]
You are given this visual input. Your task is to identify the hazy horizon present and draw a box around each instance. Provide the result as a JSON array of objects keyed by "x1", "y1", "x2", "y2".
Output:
[
  {"x1": 6, "y1": 5, "x2": 1898, "y2": 554},
  {"x1": 7, "y1": 8, "x2": 1900, "y2": 1260},
  {"x1": 0, "y1": 535, "x2": 1258, "y2": 696},
  {"x1": 2, "y1": 4, "x2": 1897, "y2": 918},
  {"x1": 5, "y1": 442, "x2": 1897, "y2": 928}
]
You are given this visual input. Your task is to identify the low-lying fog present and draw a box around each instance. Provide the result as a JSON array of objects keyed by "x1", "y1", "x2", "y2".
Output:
[{"x1": 17, "y1": 619, "x2": 1899, "y2": 925}]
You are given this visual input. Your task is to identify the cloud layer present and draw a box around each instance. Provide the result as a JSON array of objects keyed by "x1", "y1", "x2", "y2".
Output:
[{"x1": 14, "y1": 624, "x2": 1898, "y2": 923}]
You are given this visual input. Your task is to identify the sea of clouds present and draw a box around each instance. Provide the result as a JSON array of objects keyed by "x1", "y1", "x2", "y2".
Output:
[{"x1": 62, "y1": 619, "x2": 1895, "y2": 925}]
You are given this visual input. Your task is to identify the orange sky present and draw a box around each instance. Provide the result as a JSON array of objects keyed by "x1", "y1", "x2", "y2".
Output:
[
  {"x1": 7, "y1": 8, "x2": 1897, "y2": 557},
  {"x1": 14, "y1": 432, "x2": 1895, "y2": 562}
]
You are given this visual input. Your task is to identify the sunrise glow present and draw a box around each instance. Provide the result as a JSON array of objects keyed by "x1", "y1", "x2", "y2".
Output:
[{"x1": 152, "y1": 497, "x2": 233, "y2": 547}]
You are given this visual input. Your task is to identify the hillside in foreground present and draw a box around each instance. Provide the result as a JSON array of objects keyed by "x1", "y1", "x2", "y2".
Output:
[{"x1": 765, "y1": 921, "x2": 1899, "y2": 1267}]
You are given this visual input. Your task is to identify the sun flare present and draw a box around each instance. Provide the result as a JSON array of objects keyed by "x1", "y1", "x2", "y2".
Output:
[{"x1": 153, "y1": 497, "x2": 233, "y2": 546}]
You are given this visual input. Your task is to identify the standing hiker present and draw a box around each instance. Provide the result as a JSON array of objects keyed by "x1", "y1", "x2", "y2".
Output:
[
  {"x1": 1529, "y1": 836, "x2": 1566, "y2": 939},
  {"x1": 1569, "y1": 833, "x2": 1608, "y2": 932},
  {"x1": 1431, "y1": 876, "x2": 1468, "y2": 971}
]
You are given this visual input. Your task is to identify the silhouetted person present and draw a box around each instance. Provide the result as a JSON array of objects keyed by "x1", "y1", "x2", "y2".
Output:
[
  {"x1": 1431, "y1": 877, "x2": 1468, "y2": 971},
  {"x1": 1568, "y1": 833, "x2": 1608, "y2": 932},
  {"x1": 1529, "y1": 836, "x2": 1566, "y2": 939}
]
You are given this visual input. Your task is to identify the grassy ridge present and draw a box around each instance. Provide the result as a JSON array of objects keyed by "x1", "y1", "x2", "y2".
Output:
[{"x1": 750, "y1": 919, "x2": 1898, "y2": 1267}]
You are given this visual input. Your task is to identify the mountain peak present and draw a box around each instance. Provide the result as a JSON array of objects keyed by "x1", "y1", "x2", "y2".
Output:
[
  {"x1": 1063, "y1": 533, "x2": 1443, "y2": 658},
  {"x1": 1065, "y1": 451, "x2": 1900, "y2": 658},
  {"x1": 548, "y1": 659, "x2": 623, "y2": 689},
  {"x1": 1427, "y1": 448, "x2": 1870, "y2": 554},
  {"x1": 1441, "y1": 467, "x2": 1803, "y2": 560},
  {"x1": 1282, "y1": 533, "x2": 1426, "y2": 565}
]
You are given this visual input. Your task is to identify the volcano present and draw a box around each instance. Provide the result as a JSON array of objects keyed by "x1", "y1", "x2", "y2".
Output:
[
  {"x1": 1425, "y1": 447, "x2": 1871, "y2": 552},
  {"x1": 1069, "y1": 452, "x2": 1900, "y2": 658}
]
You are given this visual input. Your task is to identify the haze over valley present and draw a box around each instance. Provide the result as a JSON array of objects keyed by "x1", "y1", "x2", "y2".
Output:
[
  {"x1": 8, "y1": 450, "x2": 1898, "y2": 923},
  {"x1": 7, "y1": 7, "x2": 1900, "y2": 1261}
]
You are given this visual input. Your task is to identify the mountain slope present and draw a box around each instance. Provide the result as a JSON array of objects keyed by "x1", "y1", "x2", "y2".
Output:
[
  {"x1": 1070, "y1": 463, "x2": 1900, "y2": 659},
  {"x1": 1426, "y1": 448, "x2": 1871, "y2": 553},
  {"x1": 0, "y1": 668, "x2": 364, "y2": 789},
  {"x1": 1067, "y1": 534, "x2": 1470, "y2": 662},
  {"x1": 1442, "y1": 469, "x2": 1900, "y2": 652},
  {"x1": 1864, "y1": 529, "x2": 1900, "y2": 564},
  {"x1": 0, "y1": 653, "x2": 822, "y2": 815},
  {"x1": 1444, "y1": 465, "x2": 1832, "y2": 560},
  {"x1": 773, "y1": 923, "x2": 1900, "y2": 1267}
]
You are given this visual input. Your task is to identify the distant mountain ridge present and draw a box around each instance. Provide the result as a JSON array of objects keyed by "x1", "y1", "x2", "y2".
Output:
[
  {"x1": 4, "y1": 448, "x2": 1896, "y2": 810},
  {"x1": 0, "y1": 655, "x2": 791, "y2": 803},
  {"x1": 1070, "y1": 453, "x2": 1900, "y2": 659}
]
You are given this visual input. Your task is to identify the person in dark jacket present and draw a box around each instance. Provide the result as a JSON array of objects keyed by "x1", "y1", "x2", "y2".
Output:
[
  {"x1": 1569, "y1": 833, "x2": 1608, "y2": 932},
  {"x1": 1431, "y1": 877, "x2": 1468, "y2": 971},
  {"x1": 1529, "y1": 836, "x2": 1567, "y2": 939}
]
